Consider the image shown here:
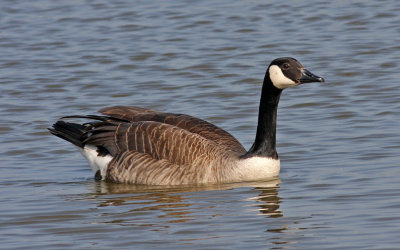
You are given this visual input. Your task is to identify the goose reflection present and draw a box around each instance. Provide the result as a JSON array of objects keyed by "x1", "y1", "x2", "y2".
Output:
[
  {"x1": 87, "y1": 178, "x2": 282, "y2": 223},
  {"x1": 252, "y1": 187, "x2": 282, "y2": 218}
]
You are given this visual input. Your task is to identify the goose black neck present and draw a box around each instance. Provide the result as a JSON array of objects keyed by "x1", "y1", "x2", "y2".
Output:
[{"x1": 242, "y1": 73, "x2": 282, "y2": 159}]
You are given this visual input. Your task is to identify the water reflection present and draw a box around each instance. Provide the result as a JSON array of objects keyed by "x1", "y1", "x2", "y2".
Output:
[
  {"x1": 93, "y1": 179, "x2": 280, "y2": 193},
  {"x1": 253, "y1": 187, "x2": 282, "y2": 218},
  {"x1": 88, "y1": 179, "x2": 282, "y2": 225}
]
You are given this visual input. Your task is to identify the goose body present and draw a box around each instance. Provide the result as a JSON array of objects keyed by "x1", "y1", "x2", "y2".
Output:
[{"x1": 49, "y1": 57, "x2": 324, "y2": 185}]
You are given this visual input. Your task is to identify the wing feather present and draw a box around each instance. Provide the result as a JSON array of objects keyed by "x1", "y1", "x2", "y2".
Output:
[
  {"x1": 99, "y1": 106, "x2": 246, "y2": 154},
  {"x1": 84, "y1": 120, "x2": 237, "y2": 184}
]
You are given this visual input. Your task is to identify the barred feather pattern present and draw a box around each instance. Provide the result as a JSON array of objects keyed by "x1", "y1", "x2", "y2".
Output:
[
  {"x1": 99, "y1": 106, "x2": 246, "y2": 155},
  {"x1": 86, "y1": 121, "x2": 239, "y2": 185}
]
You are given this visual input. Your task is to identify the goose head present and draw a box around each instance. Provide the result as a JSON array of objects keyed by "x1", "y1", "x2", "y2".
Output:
[{"x1": 268, "y1": 57, "x2": 324, "y2": 90}]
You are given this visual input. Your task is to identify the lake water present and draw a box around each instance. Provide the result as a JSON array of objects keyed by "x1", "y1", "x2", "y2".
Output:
[{"x1": 1, "y1": 0, "x2": 400, "y2": 249}]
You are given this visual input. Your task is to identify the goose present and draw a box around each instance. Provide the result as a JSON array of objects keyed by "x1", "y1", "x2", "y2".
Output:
[{"x1": 49, "y1": 57, "x2": 324, "y2": 185}]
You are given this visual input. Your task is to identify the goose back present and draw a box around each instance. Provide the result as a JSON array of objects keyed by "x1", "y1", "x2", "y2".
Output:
[{"x1": 99, "y1": 106, "x2": 246, "y2": 155}]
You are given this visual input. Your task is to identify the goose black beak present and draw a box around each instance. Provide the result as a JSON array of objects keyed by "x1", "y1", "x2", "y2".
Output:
[{"x1": 299, "y1": 69, "x2": 324, "y2": 83}]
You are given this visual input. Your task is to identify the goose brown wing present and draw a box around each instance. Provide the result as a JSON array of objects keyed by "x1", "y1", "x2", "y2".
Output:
[
  {"x1": 99, "y1": 106, "x2": 246, "y2": 154},
  {"x1": 85, "y1": 120, "x2": 236, "y2": 185}
]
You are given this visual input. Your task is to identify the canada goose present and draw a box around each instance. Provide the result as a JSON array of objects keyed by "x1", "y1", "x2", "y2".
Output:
[{"x1": 49, "y1": 57, "x2": 324, "y2": 185}]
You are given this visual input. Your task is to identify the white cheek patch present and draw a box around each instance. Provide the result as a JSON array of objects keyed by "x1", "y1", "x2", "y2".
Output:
[{"x1": 269, "y1": 65, "x2": 298, "y2": 89}]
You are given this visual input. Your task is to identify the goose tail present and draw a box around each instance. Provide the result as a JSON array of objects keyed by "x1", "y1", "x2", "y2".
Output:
[
  {"x1": 48, "y1": 120, "x2": 112, "y2": 180},
  {"x1": 48, "y1": 121, "x2": 87, "y2": 148}
]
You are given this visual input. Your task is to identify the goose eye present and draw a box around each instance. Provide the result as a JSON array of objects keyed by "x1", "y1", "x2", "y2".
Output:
[{"x1": 282, "y1": 63, "x2": 290, "y2": 70}]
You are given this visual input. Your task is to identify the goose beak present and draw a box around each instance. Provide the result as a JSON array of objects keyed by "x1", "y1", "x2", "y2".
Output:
[{"x1": 299, "y1": 69, "x2": 324, "y2": 83}]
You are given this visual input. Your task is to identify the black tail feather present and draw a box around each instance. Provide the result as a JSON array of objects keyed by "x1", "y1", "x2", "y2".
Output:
[
  {"x1": 61, "y1": 115, "x2": 130, "y2": 123},
  {"x1": 49, "y1": 115, "x2": 127, "y2": 150},
  {"x1": 48, "y1": 121, "x2": 87, "y2": 148}
]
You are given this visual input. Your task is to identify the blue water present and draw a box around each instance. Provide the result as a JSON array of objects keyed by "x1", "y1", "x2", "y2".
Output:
[{"x1": 1, "y1": 0, "x2": 400, "y2": 249}]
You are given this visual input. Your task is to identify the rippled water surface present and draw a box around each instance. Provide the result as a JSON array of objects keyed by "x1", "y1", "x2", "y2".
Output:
[{"x1": 1, "y1": 0, "x2": 400, "y2": 249}]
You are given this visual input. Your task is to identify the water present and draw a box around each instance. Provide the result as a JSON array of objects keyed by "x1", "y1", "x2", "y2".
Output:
[{"x1": 1, "y1": 0, "x2": 400, "y2": 249}]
